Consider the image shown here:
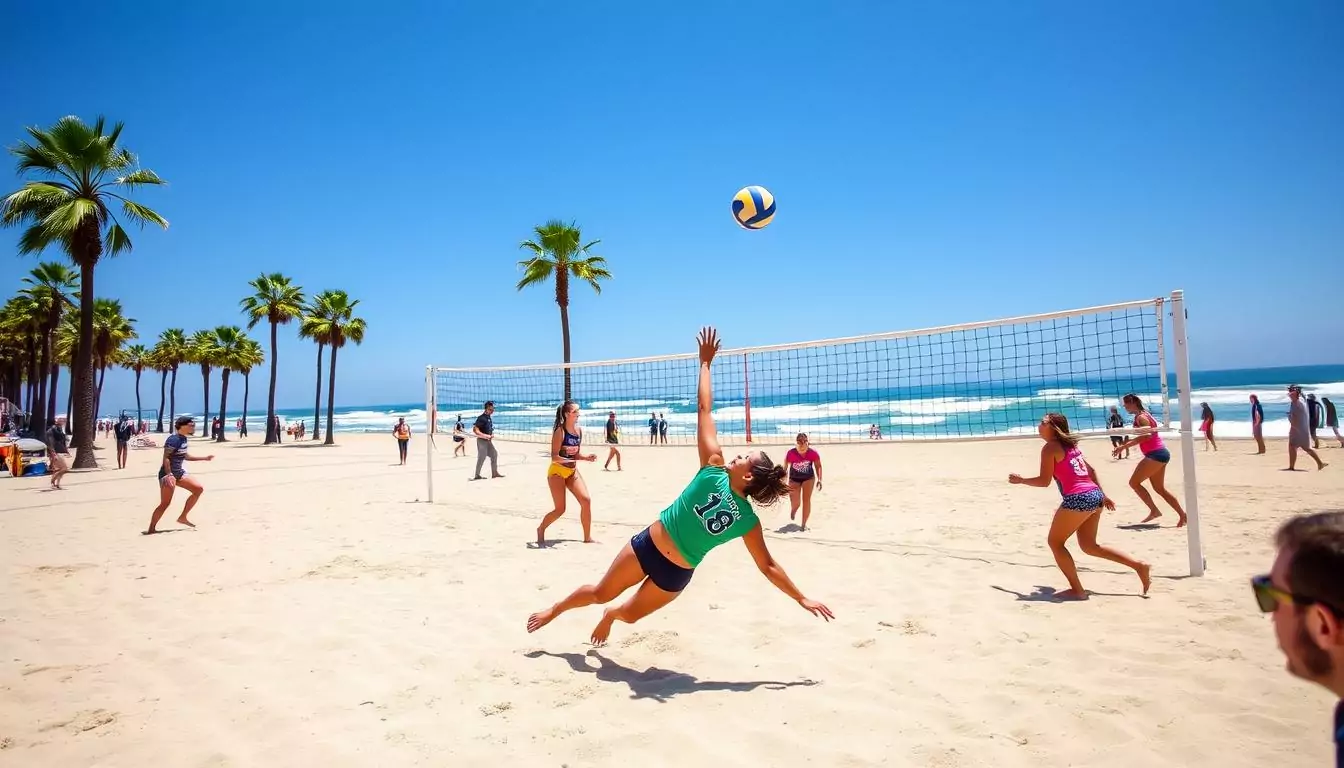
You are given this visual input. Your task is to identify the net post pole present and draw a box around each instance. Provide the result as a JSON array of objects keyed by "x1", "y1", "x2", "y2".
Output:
[
  {"x1": 743, "y1": 353, "x2": 753, "y2": 443},
  {"x1": 1170, "y1": 290, "x2": 1203, "y2": 577},
  {"x1": 425, "y1": 365, "x2": 435, "y2": 504},
  {"x1": 1155, "y1": 298, "x2": 1171, "y2": 428}
]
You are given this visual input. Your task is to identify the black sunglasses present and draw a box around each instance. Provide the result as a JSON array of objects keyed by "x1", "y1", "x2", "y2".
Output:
[{"x1": 1250, "y1": 575, "x2": 1339, "y2": 615}]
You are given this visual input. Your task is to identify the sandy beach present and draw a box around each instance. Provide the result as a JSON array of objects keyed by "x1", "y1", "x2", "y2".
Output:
[{"x1": 1, "y1": 432, "x2": 1340, "y2": 767}]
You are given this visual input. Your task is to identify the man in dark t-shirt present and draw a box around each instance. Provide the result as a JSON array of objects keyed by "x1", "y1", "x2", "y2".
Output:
[
  {"x1": 114, "y1": 415, "x2": 135, "y2": 470},
  {"x1": 45, "y1": 418, "x2": 71, "y2": 489},
  {"x1": 472, "y1": 401, "x2": 503, "y2": 480}
]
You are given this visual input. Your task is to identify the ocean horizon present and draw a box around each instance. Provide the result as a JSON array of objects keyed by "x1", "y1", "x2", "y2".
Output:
[{"x1": 110, "y1": 363, "x2": 1344, "y2": 444}]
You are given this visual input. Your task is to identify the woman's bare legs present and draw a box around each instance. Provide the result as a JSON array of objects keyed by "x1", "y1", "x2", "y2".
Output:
[
  {"x1": 1075, "y1": 512, "x2": 1152, "y2": 594},
  {"x1": 1148, "y1": 463, "x2": 1187, "y2": 527},
  {"x1": 536, "y1": 473, "x2": 569, "y2": 545},
  {"x1": 174, "y1": 476, "x2": 205, "y2": 526},
  {"x1": 799, "y1": 478, "x2": 816, "y2": 531},
  {"x1": 145, "y1": 481, "x2": 177, "y2": 534},
  {"x1": 788, "y1": 482, "x2": 801, "y2": 521},
  {"x1": 1127, "y1": 459, "x2": 1163, "y2": 522},
  {"x1": 590, "y1": 577, "x2": 681, "y2": 645},
  {"x1": 1046, "y1": 509, "x2": 1095, "y2": 599},
  {"x1": 527, "y1": 541, "x2": 645, "y2": 633},
  {"x1": 604, "y1": 446, "x2": 621, "y2": 470},
  {"x1": 569, "y1": 472, "x2": 594, "y2": 543},
  {"x1": 1333, "y1": 426, "x2": 1344, "y2": 448}
]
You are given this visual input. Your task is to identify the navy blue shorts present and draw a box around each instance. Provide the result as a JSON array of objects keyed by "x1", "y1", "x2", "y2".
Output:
[
  {"x1": 1061, "y1": 488, "x2": 1105, "y2": 511},
  {"x1": 631, "y1": 527, "x2": 693, "y2": 593},
  {"x1": 1144, "y1": 448, "x2": 1171, "y2": 464}
]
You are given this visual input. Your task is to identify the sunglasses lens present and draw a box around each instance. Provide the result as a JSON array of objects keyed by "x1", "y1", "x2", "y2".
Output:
[{"x1": 1251, "y1": 579, "x2": 1278, "y2": 613}]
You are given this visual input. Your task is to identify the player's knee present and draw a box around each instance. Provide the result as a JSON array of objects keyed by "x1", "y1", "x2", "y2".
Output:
[
  {"x1": 1128, "y1": 477, "x2": 1145, "y2": 490},
  {"x1": 591, "y1": 584, "x2": 621, "y2": 604},
  {"x1": 1078, "y1": 542, "x2": 1103, "y2": 557},
  {"x1": 1047, "y1": 534, "x2": 1068, "y2": 550}
]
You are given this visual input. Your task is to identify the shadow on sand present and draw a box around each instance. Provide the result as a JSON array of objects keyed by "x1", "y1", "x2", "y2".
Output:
[
  {"x1": 991, "y1": 584, "x2": 1149, "y2": 602},
  {"x1": 524, "y1": 649, "x2": 818, "y2": 703}
]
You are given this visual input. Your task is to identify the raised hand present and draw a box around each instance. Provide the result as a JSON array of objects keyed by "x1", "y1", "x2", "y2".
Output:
[{"x1": 697, "y1": 327, "x2": 721, "y2": 365}]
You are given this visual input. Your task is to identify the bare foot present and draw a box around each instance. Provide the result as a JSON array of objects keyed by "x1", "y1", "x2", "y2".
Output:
[
  {"x1": 527, "y1": 607, "x2": 557, "y2": 633},
  {"x1": 1319, "y1": 463, "x2": 1329, "y2": 471},
  {"x1": 176, "y1": 517, "x2": 196, "y2": 528},
  {"x1": 1056, "y1": 588, "x2": 1090, "y2": 601},
  {"x1": 492, "y1": 473, "x2": 505, "y2": 479},
  {"x1": 1140, "y1": 510, "x2": 1162, "y2": 523},
  {"x1": 142, "y1": 529, "x2": 159, "y2": 536},
  {"x1": 1176, "y1": 514, "x2": 1188, "y2": 528},
  {"x1": 583, "y1": 538, "x2": 595, "y2": 544},
  {"x1": 536, "y1": 527, "x2": 547, "y2": 547},
  {"x1": 790, "y1": 509, "x2": 796, "y2": 521},
  {"x1": 590, "y1": 609, "x2": 616, "y2": 646},
  {"x1": 1137, "y1": 562, "x2": 1152, "y2": 595}
]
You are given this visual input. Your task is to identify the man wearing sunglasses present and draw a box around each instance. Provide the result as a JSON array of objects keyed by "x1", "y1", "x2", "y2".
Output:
[{"x1": 1254, "y1": 511, "x2": 1344, "y2": 767}]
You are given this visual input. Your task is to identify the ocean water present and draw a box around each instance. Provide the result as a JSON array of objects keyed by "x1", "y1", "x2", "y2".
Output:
[{"x1": 144, "y1": 364, "x2": 1342, "y2": 445}]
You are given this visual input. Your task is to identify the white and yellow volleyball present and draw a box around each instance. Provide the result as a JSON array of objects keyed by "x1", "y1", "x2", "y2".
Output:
[{"x1": 731, "y1": 185, "x2": 776, "y2": 230}]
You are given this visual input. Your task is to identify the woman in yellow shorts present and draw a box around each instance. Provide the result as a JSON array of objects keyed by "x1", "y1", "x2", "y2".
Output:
[{"x1": 537, "y1": 400, "x2": 597, "y2": 546}]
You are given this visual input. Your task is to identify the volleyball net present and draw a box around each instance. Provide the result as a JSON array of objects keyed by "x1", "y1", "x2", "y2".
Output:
[{"x1": 426, "y1": 290, "x2": 1204, "y2": 575}]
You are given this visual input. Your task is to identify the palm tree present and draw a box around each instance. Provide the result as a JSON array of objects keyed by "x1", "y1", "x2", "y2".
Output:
[
  {"x1": 299, "y1": 290, "x2": 366, "y2": 446},
  {"x1": 91, "y1": 298, "x2": 135, "y2": 420},
  {"x1": 298, "y1": 295, "x2": 333, "y2": 441},
  {"x1": 154, "y1": 328, "x2": 188, "y2": 428},
  {"x1": 147, "y1": 348, "x2": 168, "y2": 432},
  {"x1": 516, "y1": 220, "x2": 612, "y2": 401},
  {"x1": 188, "y1": 330, "x2": 214, "y2": 434},
  {"x1": 236, "y1": 337, "x2": 264, "y2": 439},
  {"x1": 55, "y1": 312, "x2": 77, "y2": 433},
  {"x1": 19, "y1": 262, "x2": 78, "y2": 429},
  {"x1": 1, "y1": 115, "x2": 167, "y2": 468},
  {"x1": 1, "y1": 293, "x2": 42, "y2": 427},
  {"x1": 209, "y1": 326, "x2": 247, "y2": 443},
  {"x1": 121, "y1": 343, "x2": 150, "y2": 425},
  {"x1": 240, "y1": 273, "x2": 304, "y2": 444}
]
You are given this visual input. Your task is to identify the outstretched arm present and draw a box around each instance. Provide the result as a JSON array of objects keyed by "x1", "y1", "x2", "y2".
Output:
[
  {"x1": 741, "y1": 525, "x2": 835, "y2": 620},
  {"x1": 1009, "y1": 444, "x2": 1058, "y2": 487},
  {"x1": 696, "y1": 327, "x2": 724, "y2": 468}
]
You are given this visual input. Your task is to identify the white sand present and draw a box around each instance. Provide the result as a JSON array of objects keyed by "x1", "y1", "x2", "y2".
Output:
[{"x1": 1, "y1": 432, "x2": 1339, "y2": 766}]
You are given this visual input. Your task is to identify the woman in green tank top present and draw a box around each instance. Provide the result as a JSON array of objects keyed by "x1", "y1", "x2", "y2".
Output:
[{"x1": 527, "y1": 327, "x2": 835, "y2": 645}]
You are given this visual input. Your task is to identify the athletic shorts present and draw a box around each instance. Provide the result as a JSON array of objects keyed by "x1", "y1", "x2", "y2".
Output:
[
  {"x1": 546, "y1": 462, "x2": 576, "y2": 479},
  {"x1": 1061, "y1": 488, "x2": 1105, "y2": 511},
  {"x1": 631, "y1": 526, "x2": 693, "y2": 593},
  {"x1": 157, "y1": 468, "x2": 186, "y2": 482},
  {"x1": 1144, "y1": 448, "x2": 1171, "y2": 464},
  {"x1": 1110, "y1": 436, "x2": 1125, "y2": 446},
  {"x1": 789, "y1": 472, "x2": 815, "y2": 484}
]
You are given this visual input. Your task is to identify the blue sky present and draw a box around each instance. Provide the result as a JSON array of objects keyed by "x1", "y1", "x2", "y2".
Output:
[{"x1": 2, "y1": 1, "x2": 1341, "y2": 413}]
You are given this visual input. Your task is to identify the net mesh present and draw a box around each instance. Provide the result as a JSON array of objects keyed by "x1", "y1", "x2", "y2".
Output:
[{"x1": 432, "y1": 301, "x2": 1164, "y2": 446}]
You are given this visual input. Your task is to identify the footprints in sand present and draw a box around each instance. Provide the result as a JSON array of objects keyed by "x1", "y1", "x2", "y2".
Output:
[
  {"x1": 478, "y1": 702, "x2": 513, "y2": 717},
  {"x1": 303, "y1": 555, "x2": 427, "y2": 581},
  {"x1": 20, "y1": 664, "x2": 91, "y2": 683},
  {"x1": 616, "y1": 629, "x2": 681, "y2": 653},
  {"x1": 853, "y1": 618, "x2": 937, "y2": 648},
  {"x1": 28, "y1": 564, "x2": 99, "y2": 578},
  {"x1": 39, "y1": 709, "x2": 117, "y2": 734}
]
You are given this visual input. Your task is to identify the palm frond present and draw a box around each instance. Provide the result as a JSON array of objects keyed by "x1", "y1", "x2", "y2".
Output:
[
  {"x1": 105, "y1": 223, "x2": 133, "y2": 256},
  {"x1": 113, "y1": 168, "x2": 165, "y2": 190},
  {"x1": 116, "y1": 199, "x2": 169, "y2": 229}
]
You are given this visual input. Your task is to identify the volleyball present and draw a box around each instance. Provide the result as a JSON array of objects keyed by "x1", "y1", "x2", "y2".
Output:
[{"x1": 731, "y1": 185, "x2": 776, "y2": 230}]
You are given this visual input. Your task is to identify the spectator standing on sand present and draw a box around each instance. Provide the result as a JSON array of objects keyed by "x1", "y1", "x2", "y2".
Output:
[
  {"x1": 472, "y1": 401, "x2": 503, "y2": 480},
  {"x1": 1308, "y1": 394, "x2": 1324, "y2": 450},
  {"x1": 45, "y1": 417, "x2": 71, "y2": 489},
  {"x1": 1251, "y1": 395, "x2": 1266, "y2": 455},
  {"x1": 114, "y1": 414, "x2": 135, "y2": 469},
  {"x1": 1288, "y1": 386, "x2": 1327, "y2": 472},
  {"x1": 1323, "y1": 398, "x2": 1344, "y2": 448}
]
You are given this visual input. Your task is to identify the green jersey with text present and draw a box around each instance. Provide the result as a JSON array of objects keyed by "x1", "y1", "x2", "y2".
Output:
[{"x1": 659, "y1": 465, "x2": 759, "y2": 567}]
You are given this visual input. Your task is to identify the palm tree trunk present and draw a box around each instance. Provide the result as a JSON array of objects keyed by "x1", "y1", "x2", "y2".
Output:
[
  {"x1": 243, "y1": 371, "x2": 251, "y2": 435},
  {"x1": 134, "y1": 369, "x2": 143, "y2": 425},
  {"x1": 156, "y1": 370, "x2": 166, "y2": 432},
  {"x1": 64, "y1": 371, "x2": 74, "y2": 436},
  {"x1": 200, "y1": 366, "x2": 211, "y2": 438},
  {"x1": 25, "y1": 334, "x2": 38, "y2": 421},
  {"x1": 168, "y1": 366, "x2": 178, "y2": 427},
  {"x1": 71, "y1": 261, "x2": 97, "y2": 468},
  {"x1": 559, "y1": 301, "x2": 572, "y2": 402},
  {"x1": 216, "y1": 369, "x2": 230, "y2": 442},
  {"x1": 312, "y1": 343, "x2": 324, "y2": 441},
  {"x1": 94, "y1": 362, "x2": 107, "y2": 422},
  {"x1": 323, "y1": 343, "x2": 338, "y2": 445},
  {"x1": 264, "y1": 320, "x2": 279, "y2": 444},
  {"x1": 33, "y1": 330, "x2": 50, "y2": 430},
  {"x1": 94, "y1": 363, "x2": 106, "y2": 425},
  {"x1": 47, "y1": 360, "x2": 60, "y2": 425}
]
